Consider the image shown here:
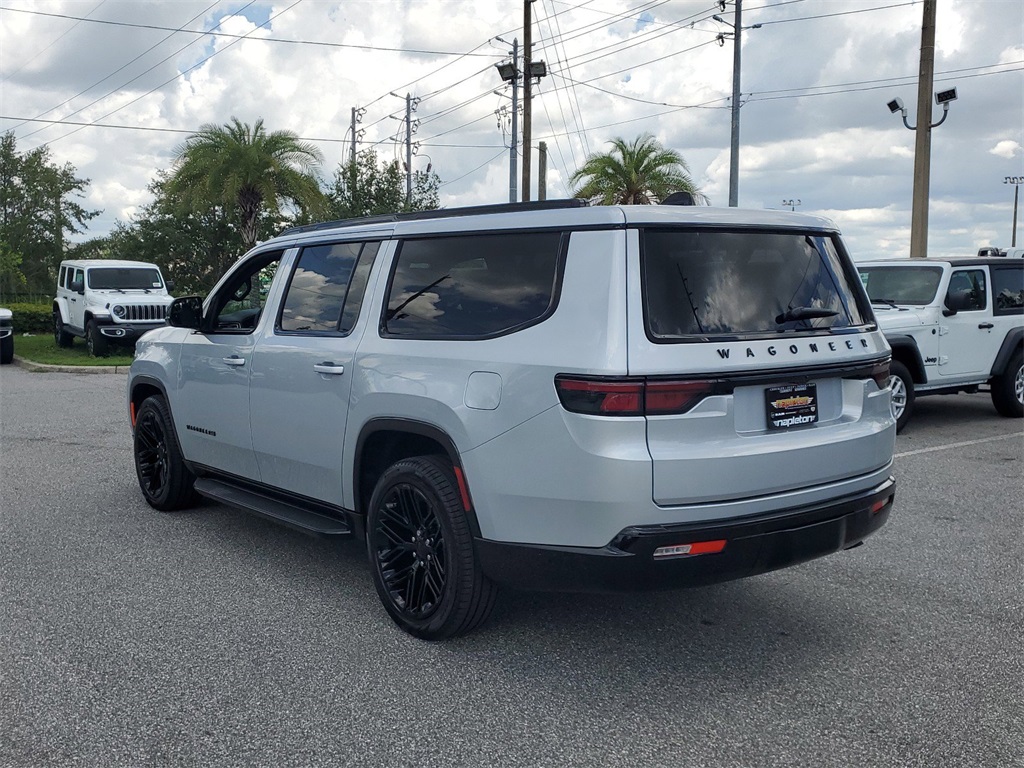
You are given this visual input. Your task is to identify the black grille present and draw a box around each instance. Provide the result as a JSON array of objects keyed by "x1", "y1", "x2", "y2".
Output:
[{"x1": 118, "y1": 304, "x2": 168, "y2": 322}]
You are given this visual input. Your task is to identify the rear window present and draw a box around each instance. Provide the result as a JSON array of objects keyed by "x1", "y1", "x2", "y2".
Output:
[
  {"x1": 992, "y1": 266, "x2": 1024, "y2": 315},
  {"x1": 383, "y1": 232, "x2": 562, "y2": 338},
  {"x1": 859, "y1": 265, "x2": 943, "y2": 305},
  {"x1": 642, "y1": 230, "x2": 867, "y2": 340}
]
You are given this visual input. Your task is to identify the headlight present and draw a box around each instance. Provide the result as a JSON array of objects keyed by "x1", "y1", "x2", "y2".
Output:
[{"x1": 112, "y1": 305, "x2": 126, "y2": 319}]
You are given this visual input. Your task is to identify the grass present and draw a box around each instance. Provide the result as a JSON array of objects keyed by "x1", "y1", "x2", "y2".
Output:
[{"x1": 14, "y1": 333, "x2": 135, "y2": 367}]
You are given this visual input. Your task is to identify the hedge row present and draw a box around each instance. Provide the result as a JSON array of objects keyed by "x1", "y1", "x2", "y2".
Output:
[{"x1": 4, "y1": 303, "x2": 52, "y2": 334}]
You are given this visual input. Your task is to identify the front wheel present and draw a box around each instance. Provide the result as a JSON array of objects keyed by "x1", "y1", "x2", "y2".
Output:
[
  {"x1": 133, "y1": 396, "x2": 198, "y2": 511},
  {"x1": 86, "y1": 320, "x2": 108, "y2": 357},
  {"x1": 991, "y1": 350, "x2": 1023, "y2": 418},
  {"x1": 366, "y1": 456, "x2": 497, "y2": 640},
  {"x1": 889, "y1": 360, "x2": 915, "y2": 433}
]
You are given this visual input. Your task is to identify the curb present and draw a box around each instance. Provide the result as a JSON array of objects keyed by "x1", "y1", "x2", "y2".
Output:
[{"x1": 13, "y1": 356, "x2": 130, "y2": 374}]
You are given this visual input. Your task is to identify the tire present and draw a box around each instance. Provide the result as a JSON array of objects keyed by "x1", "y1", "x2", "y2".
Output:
[
  {"x1": 53, "y1": 312, "x2": 73, "y2": 348},
  {"x1": 366, "y1": 456, "x2": 497, "y2": 640},
  {"x1": 991, "y1": 350, "x2": 1023, "y2": 418},
  {"x1": 133, "y1": 396, "x2": 198, "y2": 511},
  {"x1": 889, "y1": 360, "x2": 915, "y2": 433},
  {"x1": 86, "y1": 320, "x2": 108, "y2": 357},
  {"x1": 0, "y1": 335, "x2": 12, "y2": 365}
]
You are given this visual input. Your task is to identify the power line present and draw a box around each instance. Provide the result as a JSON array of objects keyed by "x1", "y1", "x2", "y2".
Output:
[
  {"x1": 0, "y1": 5, "x2": 502, "y2": 58},
  {"x1": 438, "y1": 149, "x2": 508, "y2": 188},
  {"x1": 1, "y1": 0, "x2": 108, "y2": 81}
]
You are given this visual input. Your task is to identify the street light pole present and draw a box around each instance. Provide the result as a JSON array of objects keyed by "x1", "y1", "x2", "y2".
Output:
[
  {"x1": 781, "y1": 198, "x2": 801, "y2": 211},
  {"x1": 909, "y1": 0, "x2": 937, "y2": 259},
  {"x1": 1007, "y1": 177, "x2": 1022, "y2": 247}
]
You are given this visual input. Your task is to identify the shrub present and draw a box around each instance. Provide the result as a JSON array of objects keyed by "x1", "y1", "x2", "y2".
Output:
[{"x1": 7, "y1": 302, "x2": 52, "y2": 334}]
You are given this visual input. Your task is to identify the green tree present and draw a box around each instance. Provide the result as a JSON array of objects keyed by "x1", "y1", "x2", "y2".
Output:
[
  {"x1": 569, "y1": 133, "x2": 707, "y2": 206},
  {"x1": 73, "y1": 172, "x2": 246, "y2": 296},
  {"x1": 0, "y1": 131, "x2": 99, "y2": 296},
  {"x1": 326, "y1": 149, "x2": 440, "y2": 220},
  {"x1": 165, "y1": 117, "x2": 325, "y2": 251}
]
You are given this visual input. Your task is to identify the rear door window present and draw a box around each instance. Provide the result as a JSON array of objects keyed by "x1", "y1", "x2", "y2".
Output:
[
  {"x1": 383, "y1": 232, "x2": 563, "y2": 338},
  {"x1": 642, "y1": 229, "x2": 867, "y2": 340},
  {"x1": 990, "y1": 266, "x2": 1023, "y2": 315}
]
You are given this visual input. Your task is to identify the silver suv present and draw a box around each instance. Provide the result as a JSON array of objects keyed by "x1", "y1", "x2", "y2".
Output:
[
  {"x1": 53, "y1": 259, "x2": 174, "y2": 356},
  {"x1": 128, "y1": 201, "x2": 897, "y2": 639}
]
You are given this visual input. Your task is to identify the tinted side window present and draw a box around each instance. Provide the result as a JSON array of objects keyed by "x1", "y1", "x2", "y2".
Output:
[
  {"x1": 210, "y1": 251, "x2": 283, "y2": 334},
  {"x1": 991, "y1": 266, "x2": 1024, "y2": 315},
  {"x1": 59, "y1": 266, "x2": 67, "y2": 288},
  {"x1": 383, "y1": 232, "x2": 562, "y2": 338},
  {"x1": 280, "y1": 242, "x2": 359, "y2": 333},
  {"x1": 643, "y1": 230, "x2": 866, "y2": 339}
]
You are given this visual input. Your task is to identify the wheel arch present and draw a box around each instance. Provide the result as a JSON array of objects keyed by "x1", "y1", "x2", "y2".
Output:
[
  {"x1": 354, "y1": 418, "x2": 481, "y2": 538},
  {"x1": 887, "y1": 335, "x2": 926, "y2": 383},
  {"x1": 990, "y1": 327, "x2": 1024, "y2": 377},
  {"x1": 52, "y1": 299, "x2": 70, "y2": 324},
  {"x1": 129, "y1": 375, "x2": 169, "y2": 428}
]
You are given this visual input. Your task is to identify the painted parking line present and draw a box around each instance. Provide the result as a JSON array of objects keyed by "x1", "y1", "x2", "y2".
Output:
[{"x1": 895, "y1": 432, "x2": 1022, "y2": 458}]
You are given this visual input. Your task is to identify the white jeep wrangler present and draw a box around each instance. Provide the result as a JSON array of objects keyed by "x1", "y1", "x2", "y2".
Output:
[
  {"x1": 858, "y1": 257, "x2": 1024, "y2": 431},
  {"x1": 53, "y1": 259, "x2": 174, "y2": 356}
]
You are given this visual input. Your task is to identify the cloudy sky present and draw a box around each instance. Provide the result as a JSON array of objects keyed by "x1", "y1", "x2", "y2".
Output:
[{"x1": 1, "y1": 0, "x2": 1021, "y2": 260}]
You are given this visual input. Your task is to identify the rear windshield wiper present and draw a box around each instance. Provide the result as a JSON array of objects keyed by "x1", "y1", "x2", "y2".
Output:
[{"x1": 775, "y1": 306, "x2": 839, "y2": 324}]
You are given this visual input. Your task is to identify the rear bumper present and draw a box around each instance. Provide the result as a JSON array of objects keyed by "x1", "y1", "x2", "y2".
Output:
[{"x1": 476, "y1": 477, "x2": 895, "y2": 592}]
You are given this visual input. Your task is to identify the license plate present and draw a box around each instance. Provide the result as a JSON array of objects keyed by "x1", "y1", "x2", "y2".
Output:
[{"x1": 765, "y1": 383, "x2": 818, "y2": 430}]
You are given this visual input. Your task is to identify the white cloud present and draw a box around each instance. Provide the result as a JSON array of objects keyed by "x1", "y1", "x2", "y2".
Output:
[{"x1": 0, "y1": 0, "x2": 1021, "y2": 262}]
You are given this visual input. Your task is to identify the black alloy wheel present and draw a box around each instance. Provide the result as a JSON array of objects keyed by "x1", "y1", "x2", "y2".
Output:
[
  {"x1": 53, "y1": 313, "x2": 73, "y2": 348},
  {"x1": 367, "y1": 456, "x2": 496, "y2": 640},
  {"x1": 133, "y1": 396, "x2": 197, "y2": 511}
]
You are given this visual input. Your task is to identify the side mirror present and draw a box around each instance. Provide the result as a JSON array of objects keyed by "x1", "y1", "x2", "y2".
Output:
[
  {"x1": 165, "y1": 279, "x2": 175, "y2": 292},
  {"x1": 70, "y1": 279, "x2": 84, "y2": 294},
  {"x1": 942, "y1": 289, "x2": 971, "y2": 317},
  {"x1": 168, "y1": 296, "x2": 204, "y2": 330}
]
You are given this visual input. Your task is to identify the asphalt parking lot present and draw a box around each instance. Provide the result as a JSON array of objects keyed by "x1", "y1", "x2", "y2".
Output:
[{"x1": 1, "y1": 365, "x2": 1021, "y2": 768}]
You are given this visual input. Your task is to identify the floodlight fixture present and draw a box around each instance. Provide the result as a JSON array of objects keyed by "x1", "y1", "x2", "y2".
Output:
[
  {"x1": 887, "y1": 97, "x2": 905, "y2": 114},
  {"x1": 935, "y1": 87, "x2": 957, "y2": 105},
  {"x1": 529, "y1": 60, "x2": 547, "y2": 79},
  {"x1": 495, "y1": 61, "x2": 518, "y2": 83}
]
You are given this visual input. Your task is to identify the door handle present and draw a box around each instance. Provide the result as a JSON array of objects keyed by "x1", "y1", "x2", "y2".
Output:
[
  {"x1": 978, "y1": 322, "x2": 994, "y2": 329},
  {"x1": 222, "y1": 356, "x2": 246, "y2": 366},
  {"x1": 313, "y1": 362, "x2": 345, "y2": 375}
]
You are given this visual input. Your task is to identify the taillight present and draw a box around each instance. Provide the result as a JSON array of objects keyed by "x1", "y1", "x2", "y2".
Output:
[
  {"x1": 554, "y1": 377, "x2": 644, "y2": 416},
  {"x1": 869, "y1": 359, "x2": 891, "y2": 390},
  {"x1": 555, "y1": 376, "x2": 716, "y2": 416}
]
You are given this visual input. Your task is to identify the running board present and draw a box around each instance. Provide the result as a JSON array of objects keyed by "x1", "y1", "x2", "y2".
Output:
[{"x1": 194, "y1": 478, "x2": 352, "y2": 536}]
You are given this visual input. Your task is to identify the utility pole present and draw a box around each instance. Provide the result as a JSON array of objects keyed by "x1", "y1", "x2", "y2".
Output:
[
  {"x1": 728, "y1": 0, "x2": 742, "y2": 207},
  {"x1": 538, "y1": 141, "x2": 547, "y2": 200},
  {"x1": 1007, "y1": 177, "x2": 1022, "y2": 247},
  {"x1": 522, "y1": 0, "x2": 534, "y2": 202},
  {"x1": 405, "y1": 93, "x2": 413, "y2": 208},
  {"x1": 909, "y1": 0, "x2": 937, "y2": 259},
  {"x1": 350, "y1": 107, "x2": 358, "y2": 164},
  {"x1": 714, "y1": 1, "x2": 760, "y2": 207},
  {"x1": 510, "y1": 39, "x2": 519, "y2": 203}
]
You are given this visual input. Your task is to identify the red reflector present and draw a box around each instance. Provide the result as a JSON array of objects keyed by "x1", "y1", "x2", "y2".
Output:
[
  {"x1": 869, "y1": 497, "x2": 889, "y2": 515},
  {"x1": 130, "y1": 401, "x2": 137, "y2": 427},
  {"x1": 653, "y1": 539, "x2": 727, "y2": 559},
  {"x1": 453, "y1": 466, "x2": 473, "y2": 512}
]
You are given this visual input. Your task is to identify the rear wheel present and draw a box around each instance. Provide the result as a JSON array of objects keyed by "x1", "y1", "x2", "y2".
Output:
[
  {"x1": 889, "y1": 360, "x2": 914, "y2": 433},
  {"x1": 86, "y1": 320, "x2": 108, "y2": 357},
  {"x1": 366, "y1": 456, "x2": 497, "y2": 640},
  {"x1": 133, "y1": 396, "x2": 198, "y2": 511},
  {"x1": 53, "y1": 312, "x2": 73, "y2": 348},
  {"x1": 991, "y1": 350, "x2": 1023, "y2": 418},
  {"x1": 0, "y1": 335, "x2": 12, "y2": 364}
]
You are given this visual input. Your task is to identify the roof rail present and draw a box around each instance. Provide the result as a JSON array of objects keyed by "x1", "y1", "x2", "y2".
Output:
[{"x1": 278, "y1": 198, "x2": 589, "y2": 237}]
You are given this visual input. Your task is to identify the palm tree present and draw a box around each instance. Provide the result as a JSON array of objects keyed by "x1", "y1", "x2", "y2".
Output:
[
  {"x1": 167, "y1": 117, "x2": 325, "y2": 249},
  {"x1": 570, "y1": 133, "x2": 708, "y2": 206}
]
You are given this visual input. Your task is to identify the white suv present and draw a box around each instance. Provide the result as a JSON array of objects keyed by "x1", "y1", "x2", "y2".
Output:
[
  {"x1": 858, "y1": 258, "x2": 1024, "y2": 431},
  {"x1": 128, "y1": 201, "x2": 897, "y2": 639},
  {"x1": 53, "y1": 259, "x2": 174, "y2": 356}
]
